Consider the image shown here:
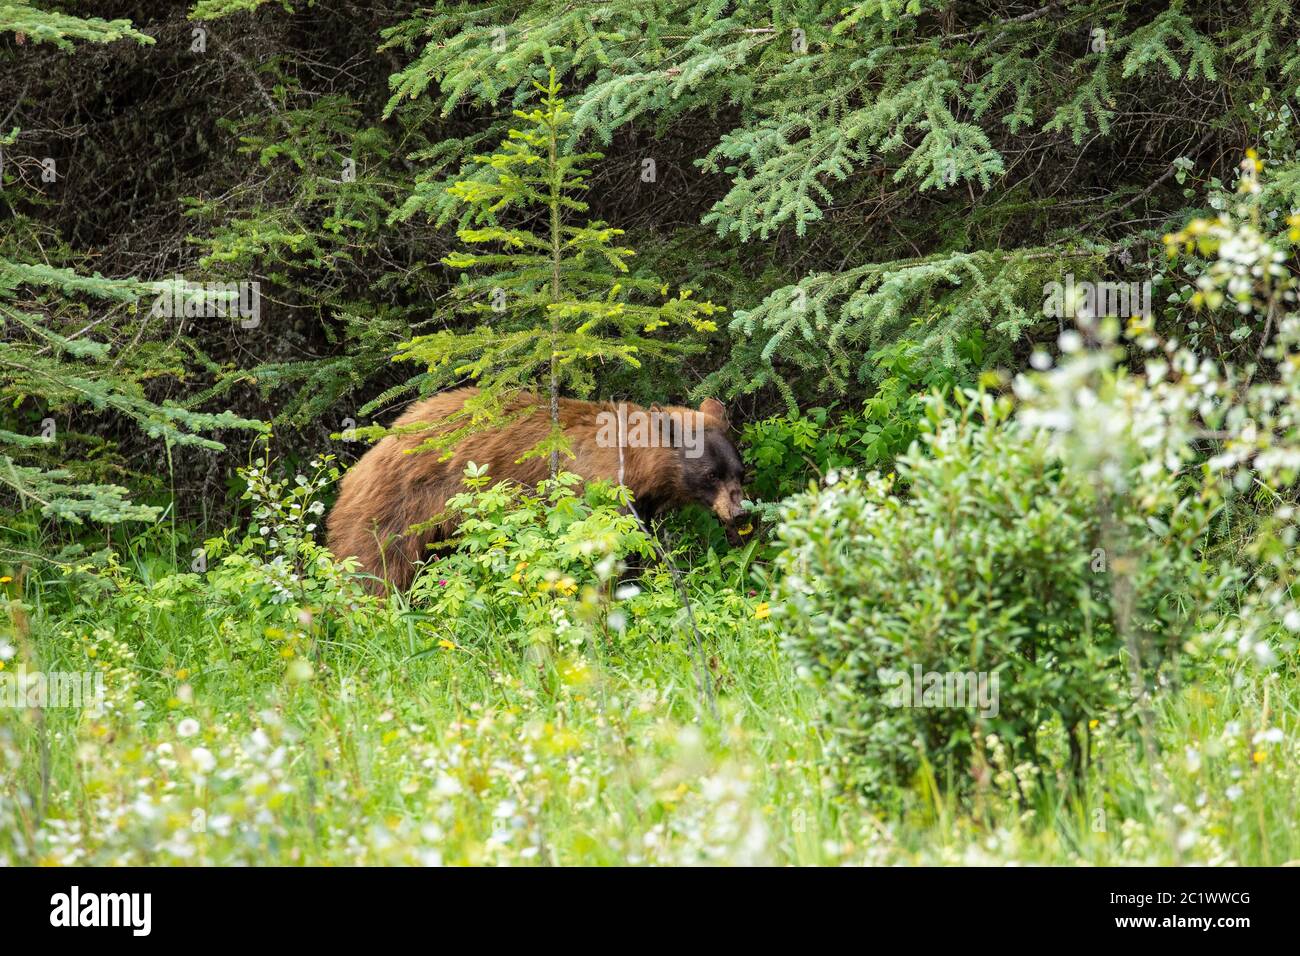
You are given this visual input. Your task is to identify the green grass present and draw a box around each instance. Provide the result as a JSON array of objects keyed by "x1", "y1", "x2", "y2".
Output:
[{"x1": 3, "y1": 533, "x2": 1298, "y2": 867}]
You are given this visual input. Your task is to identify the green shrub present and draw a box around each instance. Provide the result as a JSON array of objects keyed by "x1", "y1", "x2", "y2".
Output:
[
  {"x1": 407, "y1": 467, "x2": 660, "y2": 656},
  {"x1": 741, "y1": 334, "x2": 981, "y2": 526},
  {"x1": 772, "y1": 388, "x2": 1224, "y2": 803}
]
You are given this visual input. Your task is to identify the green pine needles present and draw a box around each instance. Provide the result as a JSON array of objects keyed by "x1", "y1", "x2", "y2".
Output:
[
  {"x1": 0, "y1": 2, "x2": 151, "y2": 49},
  {"x1": 0, "y1": 7, "x2": 259, "y2": 530},
  {"x1": 0, "y1": 261, "x2": 265, "y2": 525},
  {"x1": 389, "y1": 70, "x2": 723, "y2": 473}
]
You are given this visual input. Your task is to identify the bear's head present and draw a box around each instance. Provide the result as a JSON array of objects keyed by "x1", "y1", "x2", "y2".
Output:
[{"x1": 677, "y1": 398, "x2": 749, "y2": 546}]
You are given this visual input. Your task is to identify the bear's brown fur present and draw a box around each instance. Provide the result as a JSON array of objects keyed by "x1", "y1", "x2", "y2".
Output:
[{"x1": 326, "y1": 387, "x2": 747, "y2": 593}]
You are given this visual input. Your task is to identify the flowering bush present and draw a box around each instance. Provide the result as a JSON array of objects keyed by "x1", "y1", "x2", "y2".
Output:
[
  {"x1": 199, "y1": 450, "x2": 365, "y2": 610},
  {"x1": 773, "y1": 384, "x2": 1229, "y2": 803}
]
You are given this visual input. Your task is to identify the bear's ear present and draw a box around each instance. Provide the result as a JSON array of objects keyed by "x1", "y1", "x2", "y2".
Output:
[{"x1": 699, "y1": 398, "x2": 727, "y2": 424}]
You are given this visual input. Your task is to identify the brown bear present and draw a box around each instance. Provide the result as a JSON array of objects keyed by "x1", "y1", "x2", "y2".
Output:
[{"x1": 326, "y1": 387, "x2": 748, "y2": 593}]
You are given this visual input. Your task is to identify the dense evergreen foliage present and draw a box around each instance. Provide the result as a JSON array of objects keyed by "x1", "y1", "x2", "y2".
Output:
[{"x1": 6, "y1": 0, "x2": 1295, "y2": 519}]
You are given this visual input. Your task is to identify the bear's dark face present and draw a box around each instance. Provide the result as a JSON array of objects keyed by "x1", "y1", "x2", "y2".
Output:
[{"x1": 678, "y1": 402, "x2": 749, "y2": 546}]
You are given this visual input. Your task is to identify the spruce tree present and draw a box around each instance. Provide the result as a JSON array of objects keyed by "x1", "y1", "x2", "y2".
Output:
[
  {"x1": 388, "y1": 70, "x2": 722, "y2": 473},
  {"x1": 0, "y1": 262, "x2": 265, "y2": 524},
  {"x1": 382, "y1": 1, "x2": 1300, "y2": 407},
  {"x1": 1, "y1": 5, "x2": 263, "y2": 527}
]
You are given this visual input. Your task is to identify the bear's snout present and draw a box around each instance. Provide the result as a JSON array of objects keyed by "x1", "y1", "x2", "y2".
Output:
[{"x1": 710, "y1": 482, "x2": 750, "y2": 546}]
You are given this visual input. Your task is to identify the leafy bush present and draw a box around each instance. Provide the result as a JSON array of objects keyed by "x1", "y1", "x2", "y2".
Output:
[
  {"x1": 407, "y1": 467, "x2": 661, "y2": 657},
  {"x1": 742, "y1": 333, "x2": 981, "y2": 517},
  {"x1": 772, "y1": 388, "x2": 1226, "y2": 803}
]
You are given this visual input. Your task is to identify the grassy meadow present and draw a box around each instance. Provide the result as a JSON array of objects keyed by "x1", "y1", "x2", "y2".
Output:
[{"x1": 3, "y1": 501, "x2": 1297, "y2": 867}]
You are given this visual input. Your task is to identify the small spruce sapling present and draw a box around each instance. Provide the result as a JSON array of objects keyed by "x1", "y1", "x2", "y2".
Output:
[{"x1": 388, "y1": 69, "x2": 723, "y2": 474}]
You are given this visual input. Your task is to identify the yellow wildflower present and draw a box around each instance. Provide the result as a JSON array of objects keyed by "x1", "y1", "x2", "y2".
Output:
[{"x1": 754, "y1": 602, "x2": 771, "y2": 620}]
